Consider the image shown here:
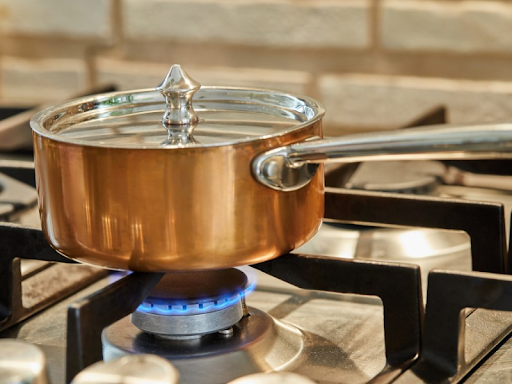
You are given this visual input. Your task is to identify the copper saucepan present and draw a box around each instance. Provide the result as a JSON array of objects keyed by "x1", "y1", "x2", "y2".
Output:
[{"x1": 30, "y1": 65, "x2": 512, "y2": 272}]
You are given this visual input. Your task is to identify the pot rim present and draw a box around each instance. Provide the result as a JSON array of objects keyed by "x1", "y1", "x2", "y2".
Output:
[{"x1": 30, "y1": 86, "x2": 325, "y2": 150}]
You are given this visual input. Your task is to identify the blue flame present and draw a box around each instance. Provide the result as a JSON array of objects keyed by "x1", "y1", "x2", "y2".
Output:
[{"x1": 136, "y1": 280, "x2": 256, "y2": 316}]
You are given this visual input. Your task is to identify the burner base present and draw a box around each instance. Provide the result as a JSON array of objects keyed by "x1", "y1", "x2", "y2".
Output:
[{"x1": 102, "y1": 307, "x2": 305, "y2": 384}]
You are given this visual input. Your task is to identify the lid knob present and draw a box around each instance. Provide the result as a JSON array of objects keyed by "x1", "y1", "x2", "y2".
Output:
[{"x1": 157, "y1": 64, "x2": 201, "y2": 128}]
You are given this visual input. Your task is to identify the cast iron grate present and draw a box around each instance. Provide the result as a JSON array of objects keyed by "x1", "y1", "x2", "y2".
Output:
[{"x1": 0, "y1": 105, "x2": 512, "y2": 383}]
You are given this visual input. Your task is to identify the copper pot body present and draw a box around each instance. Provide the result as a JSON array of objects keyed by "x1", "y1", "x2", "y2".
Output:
[{"x1": 33, "y1": 121, "x2": 324, "y2": 272}]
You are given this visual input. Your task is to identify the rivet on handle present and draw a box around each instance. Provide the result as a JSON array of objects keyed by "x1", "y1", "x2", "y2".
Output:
[{"x1": 157, "y1": 64, "x2": 201, "y2": 128}]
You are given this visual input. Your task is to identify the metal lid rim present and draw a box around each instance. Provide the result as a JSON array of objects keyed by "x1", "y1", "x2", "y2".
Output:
[{"x1": 29, "y1": 86, "x2": 325, "y2": 149}]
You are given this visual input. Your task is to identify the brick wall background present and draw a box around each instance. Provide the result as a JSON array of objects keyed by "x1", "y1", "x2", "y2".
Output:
[{"x1": 2, "y1": 0, "x2": 512, "y2": 135}]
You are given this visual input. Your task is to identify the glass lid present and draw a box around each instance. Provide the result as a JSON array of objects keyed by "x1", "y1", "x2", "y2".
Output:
[{"x1": 31, "y1": 65, "x2": 324, "y2": 149}]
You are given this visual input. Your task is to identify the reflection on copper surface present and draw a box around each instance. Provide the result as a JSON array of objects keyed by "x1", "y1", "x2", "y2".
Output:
[
  {"x1": 32, "y1": 122, "x2": 324, "y2": 272},
  {"x1": 101, "y1": 215, "x2": 113, "y2": 250}
]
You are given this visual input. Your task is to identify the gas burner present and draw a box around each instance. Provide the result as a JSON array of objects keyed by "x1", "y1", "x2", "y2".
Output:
[
  {"x1": 343, "y1": 161, "x2": 444, "y2": 194},
  {"x1": 103, "y1": 269, "x2": 308, "y2": 383},
  {"x1": 317, "y1": 158, "x2": 512, "y2": 265},
  {"x1": 296, "y1": 220, "x2": 470, "y2": 262},
  {"x1": 131, "y1": 269, "x2": 249, "y2": 339},
  {"x1": 103, "y1": 308, "x2": 305, "y2": 384}
]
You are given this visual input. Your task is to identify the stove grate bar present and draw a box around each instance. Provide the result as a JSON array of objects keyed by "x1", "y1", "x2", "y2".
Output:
[
  {"x1": 66, "y1": 272, "x2": 164, "y2": 384},
  {"x1": 253, "y1": 253, "x2": 424, "y2": 383},
  {"x1": 396, "y1": 269, "x2": 512, "y2": 383},
  {"x1": 325, "y1": 188, "x2": 507, "y2": 274},
  {"x1": 0, "y1": 223, "x2": 108, "y2": 332},
  {"x1": 0, "y1": 160, "x2": 37, "y2": 188}
]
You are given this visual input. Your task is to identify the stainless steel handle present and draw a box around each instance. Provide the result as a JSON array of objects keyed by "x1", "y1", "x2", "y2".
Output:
[{"x1": 252, "y1": 122, "x2": 512, "y2": 191}]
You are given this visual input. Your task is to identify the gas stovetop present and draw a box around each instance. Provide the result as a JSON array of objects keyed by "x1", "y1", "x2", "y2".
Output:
[{"x1": 3, "y1": 105, "x2": 512, "y2": 383}]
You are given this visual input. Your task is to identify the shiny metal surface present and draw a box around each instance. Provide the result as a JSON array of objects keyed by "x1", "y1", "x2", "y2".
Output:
[
  {"x1": 323, "y1": 158, "x2": 512, "y2": 252},
  {"x1": 4, "y1": 242, "x2": 510, "y2": 384},
  {"x1": 0, "y1": 267, "x2": 388, "y2": 384},
  {"x1": 70, "y1": 355, "x2": 179, "y2": 384},
  {"x1": 342, "y1": 160, "x2": 444, "y2": 194},
  {"x1": 131, "y1": 301, "x2": 243, "y2": 338},
  {"x1": 0, "y1": 85, "x2": 117, "y2": 151},
  {"x1": 103, "y1": 307, "x2": 306, "y2": 384},
  {"x1": 0, "y1": 260, "x2": 389, "y2": 384},
  {"x1": 252, "y1": 146, "x2": 321, "y2": 193},
  {"x1": 102, "y1": 282, "x2": 388, "y2": 384},
  {"x1": 228, "y1": 372, "x2": 316, "y2": 384},
  {"x1": 32, "y1": 121, "x2": 323, "y2": 271},
  {"x1": 294, "y1": 220, "x2": 472, "y2": 300},
  {"x1": 253, "y1": 123, "x2": 512, "y2": 191},
  {"x1": 132, "y1": 270, "x2": 248, "y2": 338},
  {"x1": 296, "y1": 221, "x2": 470, "y2": 261},
  {"x1": 30, "y1": 65, "x2": 325, "y2": 271},
  {"x1": 0, "y1": 339, "x2": 48, "y2": 384},
  {"x1": 30, "y1": 86, "x2": 323, "y2": 148},
  {"x1": 157, "y1": 64, "x2": 200, "y2": 129}
]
